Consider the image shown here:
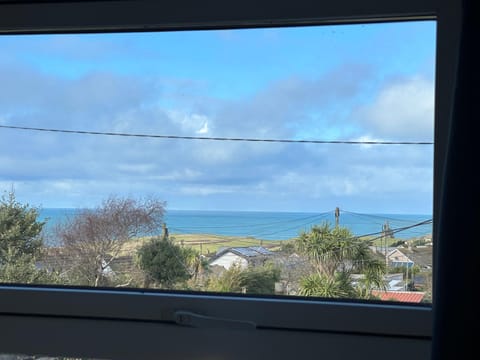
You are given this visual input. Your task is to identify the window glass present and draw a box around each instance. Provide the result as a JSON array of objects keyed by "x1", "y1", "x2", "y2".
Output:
[{"x1": 0, "y1": 21, "x2": 435, "y2": 304}]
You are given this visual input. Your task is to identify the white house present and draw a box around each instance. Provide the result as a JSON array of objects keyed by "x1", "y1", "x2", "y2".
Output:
[
  {"x1": 387, "y1": 248, "x2": 415, "y2": 268},
  {"x1": 209, "y1": 246, "x2": 273, "y2": 270}
]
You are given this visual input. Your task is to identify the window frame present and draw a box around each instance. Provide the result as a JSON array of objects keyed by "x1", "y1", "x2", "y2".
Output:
[{"x1": 0, "y1": 0, "x2": 461, "y2": 358}]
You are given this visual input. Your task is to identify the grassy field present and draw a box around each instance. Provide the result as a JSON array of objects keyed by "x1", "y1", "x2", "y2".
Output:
[
  {"x1": 119, "y1": 232, "x2": 414, "y2": 258},
  {"x1": 119, "y1": 233, "x2": 288, "y2": 257}
]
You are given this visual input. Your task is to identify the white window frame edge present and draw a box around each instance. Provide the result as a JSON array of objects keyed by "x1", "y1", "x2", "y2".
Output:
[{"x1": 0, "y1": 0, "x2": 461, "y2": 357}]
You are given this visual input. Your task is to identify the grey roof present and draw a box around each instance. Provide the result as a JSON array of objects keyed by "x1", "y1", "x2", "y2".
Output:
[
  {"x1": 372, "y1": 246, "x2": 432, "y2": 270},
  {"x1": 232, "y1": 247, "x2": 261, "y2": 257},
  {"x1": 211, "y1": 246, "x2": 274, "y2": 262},
  {"x1": 401, "y1": 246, "x2": 433, "y2": 268},
  {"x1": 248, "y1": 246, "x2": 274, "y2": 255},
  {"x1": 230, "y1": 246, "x2": 273, "y2": 257}
]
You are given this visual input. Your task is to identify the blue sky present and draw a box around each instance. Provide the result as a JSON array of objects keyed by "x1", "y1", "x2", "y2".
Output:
[{"x1": 0, "y1": 21, "x2": 436, "y2": 214}]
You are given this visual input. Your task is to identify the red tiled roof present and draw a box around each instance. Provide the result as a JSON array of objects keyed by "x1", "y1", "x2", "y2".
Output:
[{"x1": 371, "y1": 290, "x2": 425, "y2": 303}]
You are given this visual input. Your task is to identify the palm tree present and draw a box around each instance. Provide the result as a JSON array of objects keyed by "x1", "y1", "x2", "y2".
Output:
[
  {"x1": 298, "y1": 272, "x2": 355, "y2": 298},
  {"x1": 295, "y1": 221, "x2": 386, "y2": 299},
  {"x1": 182, "y1": 246, "x2": 209, "y2": 283}
]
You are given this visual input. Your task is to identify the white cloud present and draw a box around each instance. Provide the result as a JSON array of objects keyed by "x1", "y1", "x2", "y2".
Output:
[
  {"x1": 146, "y1": 169, "x2": 202, "y2": 181},
  {"x1": 166, "y1": 110, "x2": 211, "y2": 135},
  {"x1": 358, "y1": 76, "x2": 434, "y2": 140},
  {"x1": 273, "y1": 172, "x2": 364, "y2": 198},
  {"x1": 190, "y1": 142, "x2": 241, "y2": 164},
  {"x1": 51, "y1": 181, "x2": 75, "y2": 191},
  {"x1": 352, "y1": 135, "x2": 384, "y2": 149},
  {"x1": 116, "y1": 163, "x2": 157, "y2": 174},
  {"x1": 0, "y1": 37, "x2": 434, "y2": 213},
  {"x1": 179, "y1": 185, "x2": 237, "y2": 196},
  {"x1": 196, "y1": 121, "x2": 209, "y2": 134},
  {"x1": 0, "y1": 114, "x2": 9, "y2": 125}
]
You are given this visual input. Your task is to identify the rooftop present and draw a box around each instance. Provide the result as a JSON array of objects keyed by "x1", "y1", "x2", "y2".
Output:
[{"x1": 371, "y1": 290, "x2": 426, "y2": 303}]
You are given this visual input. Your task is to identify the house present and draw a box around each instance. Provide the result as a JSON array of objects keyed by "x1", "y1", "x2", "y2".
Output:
[
  {"x1": 387, "y1": 248, "x2": 415, "y2": 268},
  {"x1": 371, "y1": 290, "x2": 426, "y2": 303},
  {"x1": 208, "y1": 246, "x2": 273, "y2": 270},
  {"x1": 385, "y1": 246, "x2": 433, "y2": 270},
  {"x1": 400, "y1": 246, "x2": 433, "y2": 270}
]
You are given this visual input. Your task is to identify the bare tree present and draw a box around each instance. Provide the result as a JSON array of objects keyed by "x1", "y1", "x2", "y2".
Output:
[{"x1": 55, "y1": 195, "x2": 165, "y2": 287}]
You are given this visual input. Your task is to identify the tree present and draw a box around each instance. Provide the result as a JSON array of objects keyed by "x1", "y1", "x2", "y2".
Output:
[
  {"x1": 181, "y1": 245, "x2": 210, "y2": 288},
  {"x1": 295, "y1": 221, "x2": 386, "y2": 299},
  {"x1": 207, "y1": 264, "x2": 281, "y2": 295},
  {"x1": 0, "y1": 189, "x2": 58, "y2": 284},
  {"x1": 0, "y1": 245, "x2": 60, "y2": 284},
  {"x1": 298, "y1": 272, "x2": 355, "y2": 298},
  {"x1": 136, "y1": 236, "x2": 192, "y2": 288},
  {"x1": 55, "y1": 195, "x2": 165, "y2": 287},
  {"x1": 0, "y1": 190, "x2": 44, "y2": 260},
  {"x1": 239, "y1": 264, "x2": 281, "y2": 294}
]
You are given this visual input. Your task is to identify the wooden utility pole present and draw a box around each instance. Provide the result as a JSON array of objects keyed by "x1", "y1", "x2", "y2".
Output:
[
  {"x1": 382, "y1": 222, "x2": 389, "y2": 268},
  {"x1": 335, "y1": 207, "x2": 340, "y2": 227},
  {"x1": 405, "y1": 262, "x2": 409, "y2": 291},
  {"x1": 162, "y1": 223, "x2": 169, "y2": 240}
]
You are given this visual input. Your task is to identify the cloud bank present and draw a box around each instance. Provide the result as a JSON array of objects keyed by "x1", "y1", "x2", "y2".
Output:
[{"x1": 0, "y1": 25, "x2": 435, "y2": 214}]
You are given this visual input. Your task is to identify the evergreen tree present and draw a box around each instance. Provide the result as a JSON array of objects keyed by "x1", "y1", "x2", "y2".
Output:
[
  {"x1": 136, "y1": 236, "x2": 191, "y2": 288},
  {"x1": 0, "y1": 190, "x2": 54, "y2": 284},
  {"x1": 0, "y1": 190, "x2": 44, "y2": 260}
]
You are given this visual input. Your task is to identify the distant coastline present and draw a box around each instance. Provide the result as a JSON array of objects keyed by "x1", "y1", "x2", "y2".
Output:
[{"x1": 39, "y1": 208, "x2": 432, "y2": 241}]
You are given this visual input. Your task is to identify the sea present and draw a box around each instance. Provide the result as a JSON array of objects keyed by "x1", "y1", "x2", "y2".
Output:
[{"x1": 38, "y1": 208, "x2": 432, "y2": 243}]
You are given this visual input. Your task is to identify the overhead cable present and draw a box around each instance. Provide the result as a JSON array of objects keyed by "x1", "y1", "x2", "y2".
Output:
[{"x1": 0, "y1": 124, "x2": 434, "y2": 145}]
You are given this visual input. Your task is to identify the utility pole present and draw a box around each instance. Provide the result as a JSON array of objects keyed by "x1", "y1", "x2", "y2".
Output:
[
  {"x1": 162, "y1": 223, "x2": 169, "y2": 240},
  {"x1": 382, "y1": 222, "x2": 389, "y2": 269},
  {"x1": 335, "y1": 207, "x2": 340, "y2": 228},
  {"x1": 405, "y1": 262, "x2": 409, "y2": 291}
]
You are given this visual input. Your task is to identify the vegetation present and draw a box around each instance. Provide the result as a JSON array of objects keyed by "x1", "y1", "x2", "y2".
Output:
[
  {"x1": 136, "y1": 235, "x2": 193, "y2": 288},
  {"x1": 53, "y1": 195, "x2": 165, "y2": 287},
  {"x1": 295, "y1": 221, "x2": 386, "y2": 299},
  {"x1": 0, "y1": 190, "x2": 59, "y2": 284},
  {"x1": 0, "y1": 190, "x2": 44, "y2": 260},
  {"x1": 207, "y1": 263, "x2": 281, "y2": 294},
  {"x1": 299, "y1": 272, "x2": 355, "y2": 298},
  {"x1": 1, "y1": 192, "x2": 431, "y2": 302},
  {"x1": 163, "y1": 233, "x2": 283, "y2": 254}
]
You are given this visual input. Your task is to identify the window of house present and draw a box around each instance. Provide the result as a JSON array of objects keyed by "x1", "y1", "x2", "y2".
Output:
[{"x1": 0, "y1": 0, "x2": 461, "y2": 359}]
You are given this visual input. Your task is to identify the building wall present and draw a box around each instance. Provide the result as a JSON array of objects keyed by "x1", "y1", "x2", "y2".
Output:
[
  {"x1": 210, "y1": 252, "x2": 248, "y2": 270},
  {"x1": 388, "y1": 249, "x2": 413, "y2": 265}
]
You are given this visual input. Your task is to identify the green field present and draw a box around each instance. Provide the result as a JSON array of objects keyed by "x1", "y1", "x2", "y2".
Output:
[{"x1": 120, "y1": 233, "x2": 288, "y2": 257}]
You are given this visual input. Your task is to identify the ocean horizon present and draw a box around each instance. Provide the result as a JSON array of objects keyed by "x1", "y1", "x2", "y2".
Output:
[{"x1": 39, "y1": 208, "x2": 432, "y2": 242}]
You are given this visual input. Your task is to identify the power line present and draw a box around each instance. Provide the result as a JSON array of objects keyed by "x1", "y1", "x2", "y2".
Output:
[
  {"x1": 293, "y1": 218, "x2": 432, "y2": 259},
  {"x1": 0, "y1": 124, "x2": 434, "y2": 145},
  {"x1": 166, "y1": 212, "x2": 331, "y2": 230},
  {"x1": 172, "y1": 217, "x2": 431, "y2": 247},
  {"x1": 341, "y1": 209, "x2": 432, "y2": 224}
]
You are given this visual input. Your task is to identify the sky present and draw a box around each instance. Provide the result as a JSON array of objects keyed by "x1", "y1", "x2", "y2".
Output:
[{"x1": 0, "y1": 21, "x2": 436, "y2": 214}]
